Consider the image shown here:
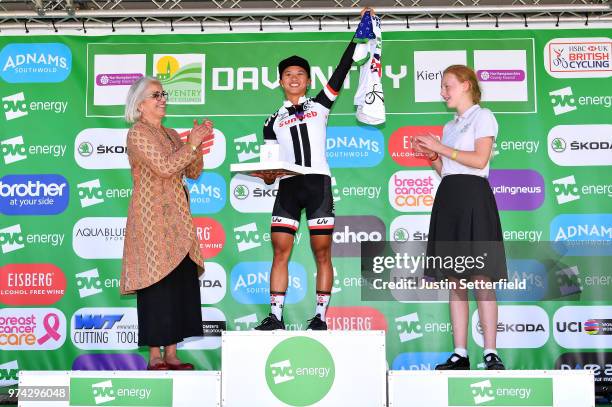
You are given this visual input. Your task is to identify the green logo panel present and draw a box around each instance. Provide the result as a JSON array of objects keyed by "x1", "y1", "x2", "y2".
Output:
[
  {"x1": 448, "y1": 377, "x2": 553, "y2": 406},
  {"x1": 69, "y1": 378, "x2": 173, "y2": 406}
]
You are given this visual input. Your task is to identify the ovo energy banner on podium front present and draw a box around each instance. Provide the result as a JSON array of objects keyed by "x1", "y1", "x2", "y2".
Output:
[{"x1": 1, "y1": 27, "x2": 611, "y2": 397}]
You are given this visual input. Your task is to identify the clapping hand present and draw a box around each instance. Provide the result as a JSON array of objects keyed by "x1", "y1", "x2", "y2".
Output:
[
  {"x1": 414, "y1": 133, "x2": 441, "y2": 155},
  {"x1": 188, "y1": 119, "x2": 215, "y2": 155}
]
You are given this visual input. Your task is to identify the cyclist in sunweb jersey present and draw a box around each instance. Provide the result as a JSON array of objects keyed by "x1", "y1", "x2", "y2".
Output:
[{"x1": 253, "y1": 8, "x2": 373, "y2": 331}]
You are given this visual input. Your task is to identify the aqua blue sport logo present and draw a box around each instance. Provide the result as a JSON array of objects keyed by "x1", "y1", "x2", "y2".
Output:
[
  {"x1": 0, "y1": 174, "x2": 69, "y2": 215},
  {"x1": 0, "y1": 43, "x2": 72, "y2": 83},
  {"x1": 186, "y1": 172, "x2": 226, "y2": 214},
  {"x1": 392, "y1": 352, "x2": 449, "y2": 370},
  {"x1": 550, "y1": 214, "x2": 612, "y2": 256},
  {"x1": 326, "y1": 126, "x2": 384, "y2": 168},
  {"x1": 230, "y1": 261, "x2": 307, "y2": 304}
]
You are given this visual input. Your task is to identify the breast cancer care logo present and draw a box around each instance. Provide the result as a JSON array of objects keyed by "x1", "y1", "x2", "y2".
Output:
[{"x1": 265, "y1": 337, "x2": 335, "y2": 406}]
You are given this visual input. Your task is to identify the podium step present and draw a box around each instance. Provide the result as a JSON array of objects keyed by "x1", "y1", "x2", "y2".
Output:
[
  {"x1": 222, "y1": 330, "x2": 386, "y2": 407},
  {"x1": 18, "y1": 370, "x2": 221, "y2": 407},
  {"x1": 388, "y1": 369, "x2": 595, "y2": 407}
]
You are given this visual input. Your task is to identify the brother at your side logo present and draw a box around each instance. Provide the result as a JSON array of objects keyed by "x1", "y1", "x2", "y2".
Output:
[
  {"x1": 0, "y1": 43, "x2": 72, "y2": 83},
  {"x1": 0, "y1": 174, "x2": 69, "y2": 215}
]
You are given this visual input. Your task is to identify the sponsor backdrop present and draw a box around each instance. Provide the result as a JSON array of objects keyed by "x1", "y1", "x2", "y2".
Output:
[{"x1": 1, "y1": 27, "x2": 611, "y2": 400}]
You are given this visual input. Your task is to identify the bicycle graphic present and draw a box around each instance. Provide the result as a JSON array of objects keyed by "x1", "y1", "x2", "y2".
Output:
[{"x1": 365, "y1": 83, "x2": 384, "y2": 105}]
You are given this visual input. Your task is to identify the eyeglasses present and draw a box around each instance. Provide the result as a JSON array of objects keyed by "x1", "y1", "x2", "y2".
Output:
[{"x1": 145, "y1": 91, "x2": 169, "y2": 101}]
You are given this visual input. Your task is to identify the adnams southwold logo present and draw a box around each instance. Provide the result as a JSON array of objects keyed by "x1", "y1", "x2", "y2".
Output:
[
  {"x1": 1, "y1": 91, "x2": 68, "y2": 121},
  {"x1": 552, "y1": 174, "x2": 612, "y2": 205},
  {"x1": 395, "y1": 312, "x2": 451, "y2": 343},
  {"x1": 472, "y1": 305, "x2": 549, "y2": 348},
  {"x1": 77, "y1": 179, "x2": 132, "y2": 208},
  {"x1": 544, "y1": 37, "x2": 612, "y2": 78},
  {"x1": 326, "y1": 126, "x2": 384, "y2": 168},
  {"x1": 547, "y1": 124, "x2": 612, "y2": 167},
  {"x1": 72, "y1": 217, "x2": 126, "y2": 259},
  {"x1": 0, "y1": 360, "x2": 18, "y2": 387},
  {"x1": 0, "y1": 135, "x2": 67, "y2": 165},
  {"x1": 230, "y1": 261, "x2": 306, "y2": 306},
  {"x1": 549, "y1": 86, "x2": 612, "y2": 116},
  {"x1": 0, "y1": 174, "x2": 69, "y2": 216},
  {"x1": 265, "y1": 337, "x2": 335, "y2": 406},
  {"x1": 0, "y1": 43, "x2": 72, "y2": 83},
  {"x1": 0, "y1": 223, "x2": 65, "y2": 254},
  {"x1": 74, "y1": 129, "x2": 129, "y2": 170}
]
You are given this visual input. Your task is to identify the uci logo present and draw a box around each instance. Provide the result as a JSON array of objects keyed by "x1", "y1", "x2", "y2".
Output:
[{"x1": 1, "y1": 92, "x2": 28, "y2": 120}]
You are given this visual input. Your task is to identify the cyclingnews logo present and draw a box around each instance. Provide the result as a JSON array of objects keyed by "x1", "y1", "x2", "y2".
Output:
[
  {"x1": 265, "y1": 337, "x2": 335, "y2": 406},
  {"x1": 448, "y1": 378, "x2": 553, "y2": 406},
  {"x1": 0, "y1": 43, "x2": 72, "y2": 83},
  {"x1": 488, "y1": 169, "x2": 544, "y2": 211},
  {"x1": 0, "y1": 135, "x2": 67, "y2": 165},
  {"x1": 1, "y1": 91, "x2": 68, "y2": 121},
  {"x1": 548, "y1": 86, "x2": 612, "y2": 116},
  {"x1": 0, "y1": 308, "x2": 66, "y2": 350},
  {"x1": 544, "y1": 37, "x2": 612, "y2": 78},
  {"x1": 547, "y1": 124, "x2": 612, "y2": 167},
  {"x1": 394, "y1": 312, "x2": 452, "y2": 343},
  {"x1": 552, "y1": 174, "x2": 612, "y2": 205},
  {"x1": 77, "y1": 179, "x2": 132, "y2": 208},
  {"x1": 230, "y1": 261, "x2": 306, "y2": 306},
  {"x1": 0, "y1": 223, "x2": 65, "y2": 254},
  {"x1": 69, "y1": 378, "x2": 172, "y2": 406},
  {"x1": 0, "y1": 174, "x2": 69, "y2": 215}
]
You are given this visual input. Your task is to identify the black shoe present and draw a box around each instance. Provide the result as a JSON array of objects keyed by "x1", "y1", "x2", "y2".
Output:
[
  {"x1": 254, "y1": 313, "x2": 285, "y2": 330},
  {"x1": 435, "y1": 353, "x2": 470, "y2": 370},
  {"x1": 306, "y1": 314, "x2": 327, "y2": 331},
  {"x1": 484, "y1": 353, "x2": 505, "y2": 370}
]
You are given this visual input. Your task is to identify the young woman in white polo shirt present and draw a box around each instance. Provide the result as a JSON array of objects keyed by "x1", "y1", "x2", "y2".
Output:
[{"x1": 415, "y1": 64, "x2": 506, "y2": 370}]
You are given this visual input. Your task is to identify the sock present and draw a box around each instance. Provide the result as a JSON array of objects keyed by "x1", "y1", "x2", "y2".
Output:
[
  {"x1": 270, "y1": 291, "x2": 285, "y2": 321},
  {"x1": 454, "y1": 347, "x2": 468, "y2": 358},
  {"x1": 315, "y1": 291, "x2": 331, "y2": 320},
  {"x1": 484, "y1": 348, "x2": 497, "y2": 356}
]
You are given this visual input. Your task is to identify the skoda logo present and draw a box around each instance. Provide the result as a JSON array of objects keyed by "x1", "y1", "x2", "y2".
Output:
[
  {"x1": 233, "y1": 184, "x2": 249, "y2": 200},
  {"x1": 78, "y1": 142, "x2": 93, "y2": 157},
  {"x1": 551, "y1": 138, "x2": 566, "y2": 153}
]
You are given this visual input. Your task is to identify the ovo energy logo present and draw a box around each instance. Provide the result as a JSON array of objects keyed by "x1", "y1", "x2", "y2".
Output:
[
  {"x1": 234, "y1": 133, "x2": 260, "y2": 162},
  {"x1": 2, "y1": 92, "x2": 28, "y2": 120},
  {"x1": 69, "y1": 378, "x2": 172, "y2": 406},
  {"x1": 448, "y1": 378, "x2": 553, "y2": 406},
  {"x1": 549, "y1": 87, "x2": 577, "y2": 115},
  {"x1": 265, "y1": 336, "x2": 335, "y2": 406}
]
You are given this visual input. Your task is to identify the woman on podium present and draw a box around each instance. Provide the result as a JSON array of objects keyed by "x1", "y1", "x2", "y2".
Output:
[
  {"x1": 415, "y1": 65, "x2": 507, "y2": 370},
  {"x1": 120, "y1": 77, "x2": 214, "y2": 370}
]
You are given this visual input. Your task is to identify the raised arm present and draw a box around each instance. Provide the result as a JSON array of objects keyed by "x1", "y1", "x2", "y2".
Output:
[{"x1": 314, "y1": 40, "x2": 357, "y2": 109}]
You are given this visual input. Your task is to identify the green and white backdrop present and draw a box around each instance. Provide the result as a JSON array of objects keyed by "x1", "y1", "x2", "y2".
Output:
[{"x1": 0, "y1": 25, "x2": 611, "y2": 398}]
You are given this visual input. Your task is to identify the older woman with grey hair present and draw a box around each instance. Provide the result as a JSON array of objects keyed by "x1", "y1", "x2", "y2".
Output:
[{"x1": 120, "y1": 76, "x2": 213, "y2": 370}]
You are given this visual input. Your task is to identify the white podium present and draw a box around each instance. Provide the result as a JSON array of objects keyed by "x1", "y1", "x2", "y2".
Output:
[
  {"x1": 388, "y1": 370, "x2": 595, "y2": 407},
  {"x1": 221, "y1": 330, "x2": 386, "y2": 407},
  {"x1": 18, "y1": 370, "x2": 221, "y2": 407}
]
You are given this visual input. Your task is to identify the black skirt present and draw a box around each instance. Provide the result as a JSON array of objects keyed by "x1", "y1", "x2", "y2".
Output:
[
  {"x1": 425, "y1": 174, "x2": 507, "y2": 282},
  {"x1": 136, "y1": 255, "x2": 203, "y2": 347}
]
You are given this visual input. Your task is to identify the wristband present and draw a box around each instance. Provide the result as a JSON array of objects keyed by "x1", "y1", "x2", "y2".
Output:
[
  {"x1": 451, "y1": 149, "x2": 458, "y2": 160},
  {"x1": 190, "y1": 144, "x2": 198, "y2": 152},
  {"x1": 429, "y1": 153, "x2": 439, "y2": 161}
]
